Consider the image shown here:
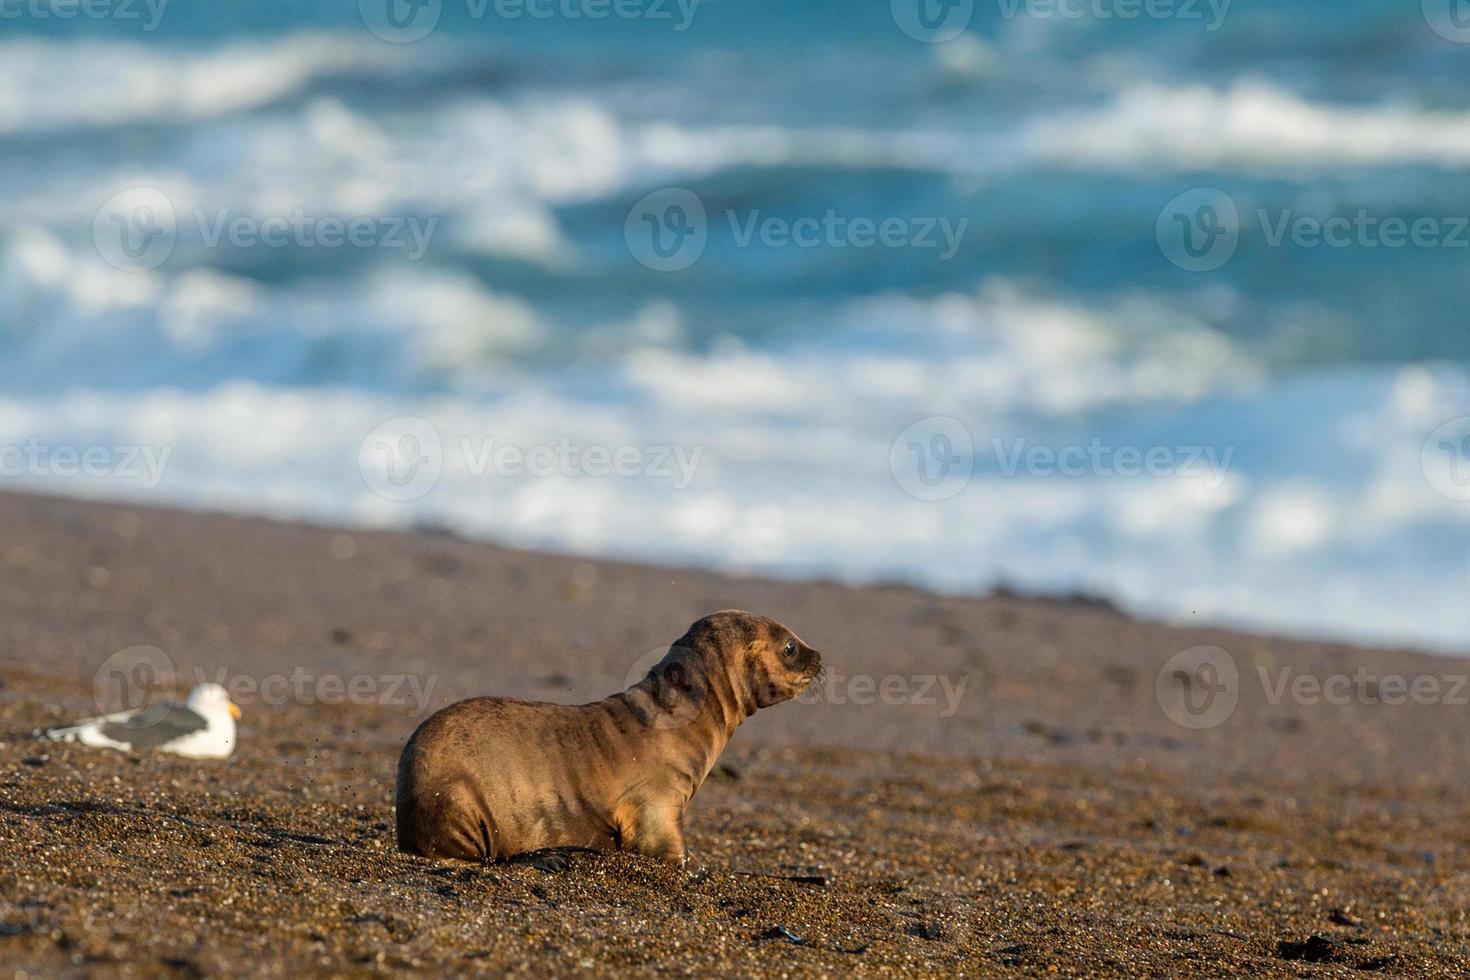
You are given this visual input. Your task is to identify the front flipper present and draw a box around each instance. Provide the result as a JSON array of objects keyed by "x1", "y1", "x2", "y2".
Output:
[
  {"x1": 618, "y1": 800, "x2": 688, "y2": 865},
  {"x1": 508, "y1": 846, "x2": 598, "y2": 873}
]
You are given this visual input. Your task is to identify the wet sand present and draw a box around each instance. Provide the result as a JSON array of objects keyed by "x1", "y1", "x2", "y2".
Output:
[{"x1": 1, "y1": 490, "x2": 1468, "y2": 976}]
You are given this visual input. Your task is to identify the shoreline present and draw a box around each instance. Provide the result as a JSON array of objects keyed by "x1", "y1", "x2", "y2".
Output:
[
  {"x1": 2, "y1": 481, "x2": 1463, "y2": 660},
  {"x1": 2, "y1": 489, "x2": 1468, "y2": 975}
]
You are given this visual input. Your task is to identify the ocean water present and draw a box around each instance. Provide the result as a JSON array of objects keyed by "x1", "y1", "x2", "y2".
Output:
[{"x1": 1, "y1": 0, "x2": 1468, "y2": 650}]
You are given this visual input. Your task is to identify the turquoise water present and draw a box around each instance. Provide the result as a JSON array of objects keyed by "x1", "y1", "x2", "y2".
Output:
[{"x1": 0, "y1": 0, "x2": 1468, "y2": 648}]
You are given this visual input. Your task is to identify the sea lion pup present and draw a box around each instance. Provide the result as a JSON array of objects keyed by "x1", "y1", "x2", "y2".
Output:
[{"x1": 395, "y1": 610, "x2": 821, "y2": 866}]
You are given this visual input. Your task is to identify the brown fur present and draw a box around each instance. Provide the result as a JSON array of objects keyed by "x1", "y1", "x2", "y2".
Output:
[{"x1": 395, "y1": 610, "x2": 822, "y2": 865}]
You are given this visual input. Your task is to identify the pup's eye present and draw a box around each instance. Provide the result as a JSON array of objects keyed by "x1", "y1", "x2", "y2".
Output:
[{"x1": 783, "y1": 639, "x2": 799, "y2": 659}]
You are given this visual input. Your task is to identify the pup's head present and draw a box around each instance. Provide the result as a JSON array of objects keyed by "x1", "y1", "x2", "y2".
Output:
[{"x1": 678, "y1": 610, "x2": 823, "y2": 709}]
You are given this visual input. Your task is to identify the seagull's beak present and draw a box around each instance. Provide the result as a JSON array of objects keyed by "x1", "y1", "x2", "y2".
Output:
[{"x1": 229, "y1": 702, "x2": 242, "y2": 720}]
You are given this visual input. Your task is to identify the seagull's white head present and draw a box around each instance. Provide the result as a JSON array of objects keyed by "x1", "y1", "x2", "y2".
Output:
[{"x1": 186, "y1": 683, "x2": 242, "y2": 721}]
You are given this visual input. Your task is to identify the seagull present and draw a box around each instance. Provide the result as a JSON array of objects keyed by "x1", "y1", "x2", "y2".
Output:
[{"x1": 41, "y1": 683, "x2": 241, "y2": 759}]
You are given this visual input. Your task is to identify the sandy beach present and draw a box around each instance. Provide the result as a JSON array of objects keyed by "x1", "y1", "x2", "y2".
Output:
[{"x1": 1, "y1": 489, "x2": 1468, "y2": 976}]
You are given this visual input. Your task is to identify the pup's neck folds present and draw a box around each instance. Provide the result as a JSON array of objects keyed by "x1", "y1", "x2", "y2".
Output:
[{"x1": 619, "y1": 647, "x2": 755, "y2": 793}]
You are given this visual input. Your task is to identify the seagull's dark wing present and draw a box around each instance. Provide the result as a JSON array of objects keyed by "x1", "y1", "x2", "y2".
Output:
[{"x1": 98, "y1": 702, "x2": 208, "y2": 750}]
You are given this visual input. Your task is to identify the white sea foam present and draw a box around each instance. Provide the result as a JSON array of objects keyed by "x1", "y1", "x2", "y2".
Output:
[
  {"x1": 1026, "y1": 80, "x2": 1470, "y2": 170},
  {"x1": 4, "y1": 32, "x2": 1461, "y2": 186},
  {"x1": 0, "y1": 34, "x2": 409, "y2": 135},
  {"x1": 0, "y1": 227, "x2": 559, "y2": 388}
]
